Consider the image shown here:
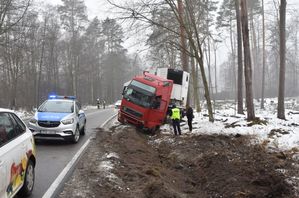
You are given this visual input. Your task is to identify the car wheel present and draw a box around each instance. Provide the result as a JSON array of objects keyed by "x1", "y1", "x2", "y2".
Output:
[
  {"x1": 80, "y1": 121, "x2": 86, "y2": 136},
  {"x1": 71, "y1": 127, "x2": 80, "y2": 143},
  {"x1": 18, "y1": 160, "x2": 35, "y2": 197}
]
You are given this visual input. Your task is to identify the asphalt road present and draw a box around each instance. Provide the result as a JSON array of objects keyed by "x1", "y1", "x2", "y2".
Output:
[{"x1": 25, "y1": 108, "x2": 116, "y2": 198}]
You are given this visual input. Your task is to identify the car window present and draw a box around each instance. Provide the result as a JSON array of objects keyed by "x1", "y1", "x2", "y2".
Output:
[
  {"x1": 0, "y1": 113, "x2": 10, "y2": 146},
  {"x1": 0, "y1": 113, "x2": 19, "y2": 146},
  {"x1": 9, "y1": 113, "x2": 26, "y2": 134}
]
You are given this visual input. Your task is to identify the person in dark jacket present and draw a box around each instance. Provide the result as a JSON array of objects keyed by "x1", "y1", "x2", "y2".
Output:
[
  {"x1": 96, "y1": 98, "x2": 100, "y2": 109},
  {"x1": 169, "y1": 104, "x2": 181, "y2": 135},
  {"x1": 186, "y1": 105, "x2": 194, "y2": 132}
]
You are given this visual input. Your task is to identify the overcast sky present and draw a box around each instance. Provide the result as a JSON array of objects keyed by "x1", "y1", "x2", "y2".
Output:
[{"x1": 37, "y1": 0, "x2": 299, "y2": 67}]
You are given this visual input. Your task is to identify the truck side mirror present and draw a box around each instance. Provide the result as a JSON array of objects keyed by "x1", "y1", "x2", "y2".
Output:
[{"x1": 122, "y1": 86, "x2": 127, "y2": 95}]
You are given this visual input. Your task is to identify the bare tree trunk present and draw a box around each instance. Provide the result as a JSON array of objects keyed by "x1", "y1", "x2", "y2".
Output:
[
  {"x1": 184, "y1": 0, "x2": 214, "y2": 121},
  {"x1": 190, "y1": 46, "x2": 200, "y2": 112},
  {"x1": 261, "y1": 0, "x2": 266, "y2": 109},
  {"x1": 37, "y1": 17, "x2": 47, "y2": 106},
  {"x1": 205, "y1": 38, "x2": 213, "y2": 93},
  {"x1": 277, "y1": 0, "x2": 286, "y2": 119},
  {"x1": 240, "y1": 0, "x2": 255, "y2": 121},
  {"x1": 235, "y1": 0, "x2": 244, "y2": 114},
  {"x1": 229, "y1": 16, "x2": 237, "y2": 104},
  {"x1": 178, "y1": 0, "x2": 188, "y2": 72},
  {"x1": 196, "y1": 59, "x2": 201, "y2": 112},
  {"x1": 295, "y1": 22, "x2": 298, "y2": 95},
  {"x1": 249, "y1": 8, "x2": 258, "y2": 100}
]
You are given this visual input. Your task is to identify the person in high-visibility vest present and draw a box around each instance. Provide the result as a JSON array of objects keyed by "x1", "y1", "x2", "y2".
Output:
[{"x1": 170, "y1": 104, "x2": 181, "y2": 135}]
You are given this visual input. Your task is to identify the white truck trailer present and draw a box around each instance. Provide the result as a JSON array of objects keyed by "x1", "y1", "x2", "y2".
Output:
[{"x1": 149, "y1": 68, "x2": 190, "y2": 107}]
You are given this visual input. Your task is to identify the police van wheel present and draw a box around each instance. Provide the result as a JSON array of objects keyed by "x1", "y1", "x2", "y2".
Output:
[
  {"x1": 71, "y1": 127, "x2": 80, "y2": 143},
  {"x1": 80, "y1": 123, "x2": 86, "y2": 136},
  {"x1": 19, "y1": 160, "x2": 35, "y2": 196}
]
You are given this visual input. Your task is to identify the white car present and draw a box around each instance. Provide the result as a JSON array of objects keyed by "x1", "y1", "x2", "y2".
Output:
[
  {"x1": 0, "y1": 108, "x2": 36, "y2": 198},
  {"x1": 114, "y1": 100, "x2": 122, "y2": 109},
  {"x1": 28, "y1": 95, "x2": 87, "y2": 143}
]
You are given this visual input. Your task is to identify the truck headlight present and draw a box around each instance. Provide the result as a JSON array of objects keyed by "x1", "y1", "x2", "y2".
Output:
[
  {"x1": 61, "y1": 118, "x2": 74, "y2": 125},
  {"x1": 29, "y1": 118, "x2": 37, "y2": 124}
]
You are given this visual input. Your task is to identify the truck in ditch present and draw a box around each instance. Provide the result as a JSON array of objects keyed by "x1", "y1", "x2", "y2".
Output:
[
  {"x1": 118, "y1": 72, "x2": 173, "y2": 131},
  {"x1": 118, "y1": 68, "x2": 190, "y2": 132}
]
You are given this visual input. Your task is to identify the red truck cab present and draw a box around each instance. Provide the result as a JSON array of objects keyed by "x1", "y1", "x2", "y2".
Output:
[{"x1": 118, "y1": 72, "x2": 173, "y2": 131}]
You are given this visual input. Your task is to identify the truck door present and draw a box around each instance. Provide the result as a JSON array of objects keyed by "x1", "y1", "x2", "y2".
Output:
[{"x1": 152, "y1": 97, "x2": 168, "y2": 124}]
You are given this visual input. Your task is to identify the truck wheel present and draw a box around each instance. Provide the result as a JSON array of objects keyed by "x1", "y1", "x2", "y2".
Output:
[
  {"x1": 18, "y1": 160, "x2": 35, "y2": 196},
  {"x1": 118, "y1": 117, "x2": 124, "y2": 124},
  {"x1": 71, "y1": 127, "x2": 80, "y2": 143},
  {"x1": 148, "y1": 126, "x2": 160, "y2": 135}
]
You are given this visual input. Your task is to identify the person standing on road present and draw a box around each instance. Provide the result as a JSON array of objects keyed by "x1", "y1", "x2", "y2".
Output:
[
  {"x1": 186, "y1": 105, "x2": 194, "y2": 132},
  {"x1": 169, "y1": 104, "x2": 181, "y2": 135},
  {"x1": 103, "y1": 99, "x2": 106, "y2": 109},
  {"x1": 97, "y1": 98, "x2": 100, "y2": 109}
]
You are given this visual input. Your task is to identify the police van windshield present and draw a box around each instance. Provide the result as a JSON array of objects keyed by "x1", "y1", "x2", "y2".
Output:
[
  {"x1": 38, "y1": 100, "x2": 74, "y2": 113},
  {"x1": 123, "y1": 80, "x2": 156, "y2": 108}
]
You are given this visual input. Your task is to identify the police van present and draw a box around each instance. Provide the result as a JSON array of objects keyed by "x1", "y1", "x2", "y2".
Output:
[
  {"x1": 28, "y1": 95, "x2": 86, "y2": 143},
  {"x1": 0, "y1": 108, "x2": 36, "y2": 198}
]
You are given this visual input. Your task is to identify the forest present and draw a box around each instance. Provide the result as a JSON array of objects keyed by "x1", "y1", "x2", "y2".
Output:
[
  {"x1": 0, "y1": 0, "x2": 142, "y2": 109},
  {"x1": 0, "y1": 0, "x2": 298, "y2": 122}
]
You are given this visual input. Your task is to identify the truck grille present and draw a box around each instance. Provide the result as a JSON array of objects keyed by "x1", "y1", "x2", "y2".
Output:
[
  {"x1": 38, "y1": 121, "x2": 60, "y2": 128},
  {"x1": 123, "y1": 106, "x2": 143, "y2": 118}
]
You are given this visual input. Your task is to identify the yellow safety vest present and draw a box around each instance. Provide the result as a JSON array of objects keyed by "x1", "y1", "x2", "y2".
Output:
[{"x1": 171, "y1": 108, "x2": 180, "y2": 120}]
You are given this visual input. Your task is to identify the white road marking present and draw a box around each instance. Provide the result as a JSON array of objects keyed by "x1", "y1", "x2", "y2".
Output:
[
  {"x1": 42, "y1": 112, "x2": 117, "y2": 198},
  {"x1": 100, "y1": 113, "x2": 118, "y2": 128},
  {"x1": 42, "y1": 139, "x2": 90, "y2": 198}
]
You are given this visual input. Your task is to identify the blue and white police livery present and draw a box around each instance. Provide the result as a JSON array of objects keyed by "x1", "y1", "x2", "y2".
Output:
[{"x1": 28, "y1": 95, "x2": 86, "y2": 143}]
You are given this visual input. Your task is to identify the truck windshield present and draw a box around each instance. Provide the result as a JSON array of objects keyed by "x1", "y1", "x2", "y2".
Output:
[{"x1": 123, "y1": 80, "x2": 156, "y2": 108}]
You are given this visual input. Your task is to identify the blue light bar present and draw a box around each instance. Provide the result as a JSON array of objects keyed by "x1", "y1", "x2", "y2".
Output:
[
  {"x1": 48, "y1": 95, "x2": 76, "y2": 100},
  {"x1": 49, "y1": 95, "x2": 57, "y2": 99}
]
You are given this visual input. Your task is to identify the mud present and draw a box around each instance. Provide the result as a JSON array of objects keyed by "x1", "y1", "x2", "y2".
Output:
[{"x1": 59, "y1": 124, "x2": 299, "y2": 198}]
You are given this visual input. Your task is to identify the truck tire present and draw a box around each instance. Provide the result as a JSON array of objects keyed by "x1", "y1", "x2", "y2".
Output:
[
  {"x1": 118, "y1": 117, "x2": 124, "y2": 124},
  {"x1": 148, "y1": 126, "x2": 160, "y2": 135}
]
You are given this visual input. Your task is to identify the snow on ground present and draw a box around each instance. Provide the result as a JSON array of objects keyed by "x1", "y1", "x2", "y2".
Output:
[
  {"x1": 14, "y1": 109, "x2": 34, "y2": 120},
  {"x1": 160, "y1": 97, "x2": 299, "y2": 152},
  {"x1": 11, "y1": 97, "x2": 299, "y2": 151}
]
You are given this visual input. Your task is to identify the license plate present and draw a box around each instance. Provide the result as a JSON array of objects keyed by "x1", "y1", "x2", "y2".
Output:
[{"x1": 40, "y1": 130, "x2": 56, "y2": 134}]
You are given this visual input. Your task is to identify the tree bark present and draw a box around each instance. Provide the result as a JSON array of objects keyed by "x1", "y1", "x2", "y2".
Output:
[
  {"x1": 37, "y1": 17, "x2": 47, "y2": 106},
  {"x1": 277, "y1": 0, "x2": 286, "y2": 119},
  {"x1": 240, "y1": 0, "x2": 255, "y2": 121},
  {"x1": 177, "y1": 0, "x2": 188, "y2": 73},
  {"x1": 229, "y1": 15, "x2": 237, "y2": 104},
  {"x1": 190, "y1": 46, "x2": 200, "y2": 112},
  {"x1": 235, "y1": 0, "x2": 244, "y2": 114},
  {"x1": 249, "y1": 7, "x2": 259, "y2": 100},
  {"x1": 261, "y1": 0, "x2": 266, "y2": 109},
  {"x1": 184, "y1": 0, "x2": 214, "y2": 121}
]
